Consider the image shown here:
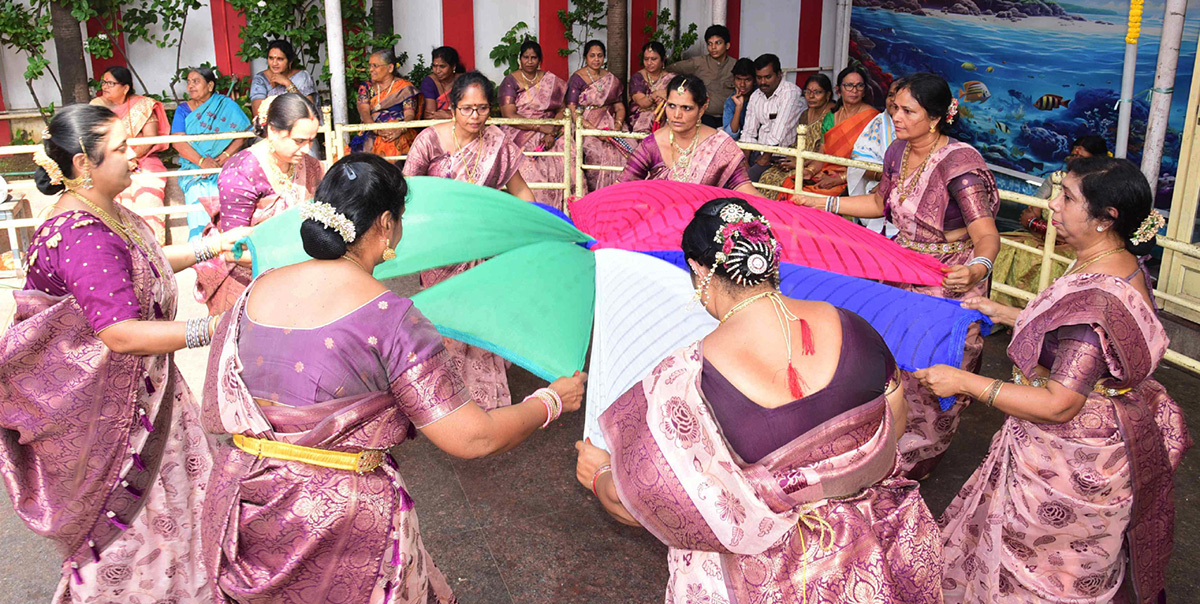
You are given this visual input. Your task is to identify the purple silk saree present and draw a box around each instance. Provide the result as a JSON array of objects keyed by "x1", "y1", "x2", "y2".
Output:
[
  {"x1": 939, "y1": 272, "x2": 1190, "y2": 604},
  {"x1": 620, "y1": 129, "x2": 751, "y2": 190},
  {"x1": 0, "y1": 206, "x2": 211, "y2": 603},
  {"x1": 200, "y1": 282, "x2": 469, "y2": 604},
  {"x1": 499, "y1": 73, "x2": 568, "y2": 209},
  {"x1": 877, "y1": 140, "x2": 1000, "y2": 479},
  {"x1": 599, "y1": 342, "x2": 943, "y2": 603},
  {"x1": 403, "y1": 125, "x2": 525, "y2": 410}
]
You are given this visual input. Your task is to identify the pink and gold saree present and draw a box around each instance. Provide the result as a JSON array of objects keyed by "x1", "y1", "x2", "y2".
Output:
[
  {"x1": 599, "y1": 343, "x2": 944, "y2": 603},
  {"x1": 567, "y1": 72, "x2": 629, "y2": 192},
  {"x1": 878, "y1": 140, "x2": 999, "y2": 479},
  {"x1": 620, "y1": 129, "x2": 751, "y2": 190},
  {"x1": 403, "y1": 125, "x2": 525, "y2": 410},
  {"x1": 498, "y1": 72, "x2": 568, "y2": 209},
  {"x1": 940, "y1": 271, "x2": 1191, "y2": 604}
]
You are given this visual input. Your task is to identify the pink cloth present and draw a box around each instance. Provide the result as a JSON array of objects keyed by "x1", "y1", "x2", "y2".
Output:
[
  {"x1": 200, "y1": 279, "x2": 470, "y2": 604},
  {"x1": 599, "y1": 342, "x2": 943, "y2": 603},
  {"x1": 627, "y1": 70, "x2": 675, "y2": 133},
  {"x1": 881, "y1": 140, "x2": 999, "y2": 479},
  {"x1": 194, "y1": 145, "x2": 323, "y2": 316},
  {"x1": 498, "y1": 72, "x2": 568, "y2": 209},
  {"x1": 567, "y1": 72, "x2": 628, "y2": 191},
  {"x1": 940, "y1": 272, "x2": 1191, "y2": 604},
  {"x1": 569, "y1": 180, "x2": 948, "y2": 286},
  {"x1": 403, "y1": 125, "x2": 524, "y2": 410},
  {"x1": 620, "y1": 129, "x2": 750, "y2": 190},
  {"x1": 94, "y1": 95, "x2": 171, "y2": 243},
  {"x1": 1, "y1": 205, "x2": 211, "y2": 603}
]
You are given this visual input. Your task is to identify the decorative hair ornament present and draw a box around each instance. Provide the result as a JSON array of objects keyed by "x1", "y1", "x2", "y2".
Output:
[
  {"x1": 33, "y1": 147, "x2": 64, "y2": 185},
  {"x1": 945, "y1": 98, "x2": 959, "y2": 125},
  {"x1": 675, "y1": 79, "x2": 689, "y2": 96},
  {"x1": 300, "y1": 200, "x2": 357, "y2": 244},
  {"x1": 710, "y1": 202, "x2": 782, "y2": 286},
  {"x1": 1133, "y1": 210, "x2": 1165, "y2": 244},
  {"x1": 257, "y1": 95, "x2": 277, "y2": 128}
]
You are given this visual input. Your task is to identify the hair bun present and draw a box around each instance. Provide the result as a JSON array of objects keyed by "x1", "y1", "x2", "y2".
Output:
[{"x1": 33, "y1": 167, "x2": 65, "y2": 195}]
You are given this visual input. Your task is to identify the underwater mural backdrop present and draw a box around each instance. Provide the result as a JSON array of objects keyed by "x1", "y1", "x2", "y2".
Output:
[{"x1": 850, "y1": 0, "x2": 1200, "y2": 207}]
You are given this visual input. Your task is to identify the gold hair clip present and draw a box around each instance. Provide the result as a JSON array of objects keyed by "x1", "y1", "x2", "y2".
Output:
[
  {"x1": 675, "y1": 80, "x2": 688, "y2": 95},
  {"x1": 32, "y1": 147, "x2": 64, "y2": 185}
]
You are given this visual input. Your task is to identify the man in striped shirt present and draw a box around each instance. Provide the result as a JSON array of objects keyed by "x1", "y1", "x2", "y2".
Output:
[{"x1": 741, "y1": 54, "x2": 806, "y2": 182}]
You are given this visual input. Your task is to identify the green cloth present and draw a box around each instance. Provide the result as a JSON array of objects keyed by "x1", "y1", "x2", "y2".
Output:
[{"x1": 244, "y1": 175, "x2": 596, "y2": 381}]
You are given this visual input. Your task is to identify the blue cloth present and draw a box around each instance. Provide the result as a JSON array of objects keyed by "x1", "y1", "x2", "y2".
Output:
[
  {"x1": 173, "y1": 94, "x2": 250, "y2": 238},
  {"x1": 722, "y1": 96, "x2": 748, "y2": 141},
  {"x1": 643, "y1": 251, "x2": 991, "y2": 410}
]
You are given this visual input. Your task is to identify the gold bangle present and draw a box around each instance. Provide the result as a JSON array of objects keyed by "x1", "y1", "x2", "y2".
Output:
[{"x1": 981, "y1": 379, "x2": 1004, "y2": 407}]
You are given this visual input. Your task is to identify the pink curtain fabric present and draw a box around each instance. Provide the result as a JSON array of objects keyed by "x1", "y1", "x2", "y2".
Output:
[
  {"x1": 599, "y1": 342, "x2": 943, "y2": 603},
  {"x1": 940, "y1": 273, "x2": 1191, "y2": 604}
]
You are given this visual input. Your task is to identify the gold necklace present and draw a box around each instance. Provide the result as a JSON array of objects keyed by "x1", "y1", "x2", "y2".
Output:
[
  {"x1": 371, "y1": 77, "x2": 396, "y2": 110},
  {"x1": 342, "y1": 254, "x2": 371, "y2": 274},
  {"x1": 669, "y1": 128, "x2": 701, "y2": 179},
  {"x1": 720, "y1": 290, "x2": 777, "y2": 323},
  {"x1": 65, "y1": 190, "x2": 153, "y2": 259},
  {"x1": 451, "y1": 124, "x2": 483, "y2": 183},
  {"x1": 259, "y1": 145, "x2": 297, "y2": 194},
  {"x1": 897, "y1": 136, "x2": 941, "y2": 203},
  {"x1": 645, "y1": 70, "x2": 664, "y2": 88},
  {"x1": 519, "y1": 70, "x2": 540, "y2": 88},
  {"x1": 1067, "y1": 247, "x2": 1125, "y2": 276}
]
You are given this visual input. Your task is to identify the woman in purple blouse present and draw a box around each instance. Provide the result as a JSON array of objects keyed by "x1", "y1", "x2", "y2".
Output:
[
  {"x1": 0, "y1": 104, "x2": 248, "y2": 602},
  {"x1": 194, "y1": 93, "x2": 324, "y2": 316},
  {"x1": 201, "y1": 154, "x2": 587, "y2": 604}
]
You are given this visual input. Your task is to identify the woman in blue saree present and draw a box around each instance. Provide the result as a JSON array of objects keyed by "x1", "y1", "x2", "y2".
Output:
[{"x1": 171, "y1": 67, "x2": 251, "y2": 239}]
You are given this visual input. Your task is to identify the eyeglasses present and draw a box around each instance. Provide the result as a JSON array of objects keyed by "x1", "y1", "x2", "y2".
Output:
[
  {"x1": 456, "y1": 105, "x2": 491, "y2": 116},
  {"x1": 100, "y1": 80, "x2": 120, "y2": 88},
  {"x1": 368, "y1": 63, "x2": 389, "y2": 70},
  {"x1": 803, "y1": 88, "x2": 826, "y2": 96},
  {"x1": 841, "y1": 82, "x2": 866, "y2": 90}
]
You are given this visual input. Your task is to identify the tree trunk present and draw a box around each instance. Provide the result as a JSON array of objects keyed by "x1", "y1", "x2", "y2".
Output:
[
  {"x1": 49, "y1": 0, "x2": 90, "y2": 105},
  {"x1": 607, "y1": 0, "x2": 628, "y2": 84},
  {"x1": 372, "y1": 0, "x2": 394, "y2": 46}
]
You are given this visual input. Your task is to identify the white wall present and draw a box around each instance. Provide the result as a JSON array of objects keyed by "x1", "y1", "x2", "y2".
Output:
[
  {"x1": 126, "y1": 4, "x2": 218, "y2": 98},
  {"x1": 739, "y1": 0, "x2": 801, "y2": 69},
  {"x1": 474, "y1": 0, "x2": 537, "y2": 82},
  {"x1": 395, "y1": 0, "x2": 442, "y2": 74}
]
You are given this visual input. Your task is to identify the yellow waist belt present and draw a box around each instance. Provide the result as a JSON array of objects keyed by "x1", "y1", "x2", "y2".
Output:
[
  {"x1": 1012, "y1": 367, "x2": 1132, "y2": 397},
  {"x1": 232, "y1": 434, "x2": 385, "y2": 474}
]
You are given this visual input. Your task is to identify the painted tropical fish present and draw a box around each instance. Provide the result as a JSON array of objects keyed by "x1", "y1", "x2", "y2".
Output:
[
  {"x1": 962, "y1": 62, "x2": 977, "y2": 71},
  {"x1": 959, "y1": 80, "x2": 991, "y2": 102},
  {"x1": 1034, "y1": 94, "x2": 1070, "y2": 110},
  {"x1": 994, "y1": 120, "x2": 1010, "y2": 133}
]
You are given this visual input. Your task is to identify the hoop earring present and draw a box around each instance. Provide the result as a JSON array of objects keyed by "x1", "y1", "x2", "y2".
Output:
[{"x1": 381, "y1": 238, "x2": 397, "y2": 261}]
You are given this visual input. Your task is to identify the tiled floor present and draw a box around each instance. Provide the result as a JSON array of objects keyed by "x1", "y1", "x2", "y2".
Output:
[{"x1": 1, "y1": 272, "x2": 1198, "y2": 603}]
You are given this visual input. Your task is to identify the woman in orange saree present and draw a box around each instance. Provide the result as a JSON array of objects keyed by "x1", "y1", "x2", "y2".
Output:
[
  {"x1": 90, "y1": 66, "x2": 170, "y2": 243},
  {"x1": 779, "y1": 66, "x2": 878, "y2": 201},
  {"x1": 352, "y1": 49, "x2": 420, "y2": 158}
]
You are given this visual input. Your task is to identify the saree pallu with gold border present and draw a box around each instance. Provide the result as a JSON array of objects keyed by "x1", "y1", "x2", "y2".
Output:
[
  {"x1": 599, "y1": 343, "x2": 944, "y2": 603},
  {"x1": 940, "y1": 273, "x2": 1191, "y2": 604},
  {"x1": 499, "y1": 73, "x2": 568, "y2": 209},
  {"x1": 94, "y1": 95, "x2": 171, "y2": 243}
]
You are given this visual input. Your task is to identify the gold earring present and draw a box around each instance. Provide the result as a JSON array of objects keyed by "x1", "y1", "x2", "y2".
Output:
[
  {"x1": 381, "y1": 238, "x2": 396, "y2": 261},
  {"x1": 929, "y1": 123, "x2": 938, "y2": 134}
]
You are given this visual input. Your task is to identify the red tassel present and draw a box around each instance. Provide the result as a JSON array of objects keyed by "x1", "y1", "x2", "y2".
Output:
[
  {"x1": 799, "y1": 319, "x2": 815, "y2": 356},
  {"x1": 787, "y1": 363, "x2": 805, "y2": 399}
]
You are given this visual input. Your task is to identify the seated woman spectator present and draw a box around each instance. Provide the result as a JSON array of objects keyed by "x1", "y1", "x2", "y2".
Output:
[
  {"x1": 194, "y1": 93, "x2": 324, "y2": 315},
  {"x1": 498, "y1": 40, "x2": 568, "y2": 208},
  {"x1": 627, "y1": 41, "x2": 675, "y2": 133},
  {"x1": 352, "y1": 48, "x2": 420, "y2": 158},
  {"x1": 171, "y1": 66, "x2": 251, "y2": 240},
  {"x1": 249, "y1": 39, "x2": 319, "y2": 121},
  {"x1": 848, "y1": 78, "x2": 901, "y2": 236},
  {"x1": 90, "y1": 66, "x2": 170, "y2": 243},
  {"x1": 421, "y1": 46, "x2": 465, "y2": 120},
  {"x1": 788, "y1": 65, "x2": 878, "y2": 199},
  {"x1": 566, "y1": 40, "x2": 628, "y2": 191},
  {"x1": 576, "y1": 198, "x2": 942, "y2": 604},
  {"x1": 918, "y1": 157, "x2": 1189, "y2": 604},
  {"x1": 621, "y1": 76, "x2": 756, "y2": 194}
]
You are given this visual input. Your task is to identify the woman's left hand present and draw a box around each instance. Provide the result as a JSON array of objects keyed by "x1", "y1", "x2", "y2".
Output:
[
  {"x1": 575, "y1": 439, "x2": 612, "y2": 492},
  {"x1": 941, "y1": 263, "x2": 986, "y2": 293},
  {"x1": 779, "y1": 158, "x2": 796, "y2": 170},
  {"x1": 218, "y1": 226, "x2": 255, "y2": 265},
  {"x1": 815, "y1": 172, "x2": 843, "y2": 189},
  {"x1": 912, "y1": 364, "x2": 964, "y2": 398}
]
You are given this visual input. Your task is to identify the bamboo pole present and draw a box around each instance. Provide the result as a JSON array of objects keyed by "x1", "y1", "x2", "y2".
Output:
[
  {"x1": 794, "y1": 125, "x2": 806, "y2": 199},
  {"x1": 562, "y1": 108, "x2": 574, "y2": 217},
  {"x1": 1036, "y1": 172, "x2": 1062, "y2": 292},
  {"x1": 575, "y1": 112, "x2": 586, "y2": 199},
  {"x1": 1115, "y1": 0, "x2": 1142, "y2": 157}
]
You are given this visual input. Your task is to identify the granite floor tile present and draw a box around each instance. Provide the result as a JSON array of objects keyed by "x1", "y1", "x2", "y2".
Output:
[
  {"x1": 392, "y1": 433, "x2": 481, "y2": 537},
  {"x1": 483, "y1": 507, "x2": 669, "y2": 604},
  {"x1": 422, "y1": 527, "x2": 515, "y2": 604}
]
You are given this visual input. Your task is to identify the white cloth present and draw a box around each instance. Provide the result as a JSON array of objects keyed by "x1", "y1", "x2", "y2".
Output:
[
  {"x1": 741, "y1": 79, "x2": 806, "y2": 148},
  {"x1": 848, "y1": 111, "x2": 899, "y2": 238},
  {"x1": 582, "y1": 250, "x2": 718, "y2": 450}
]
